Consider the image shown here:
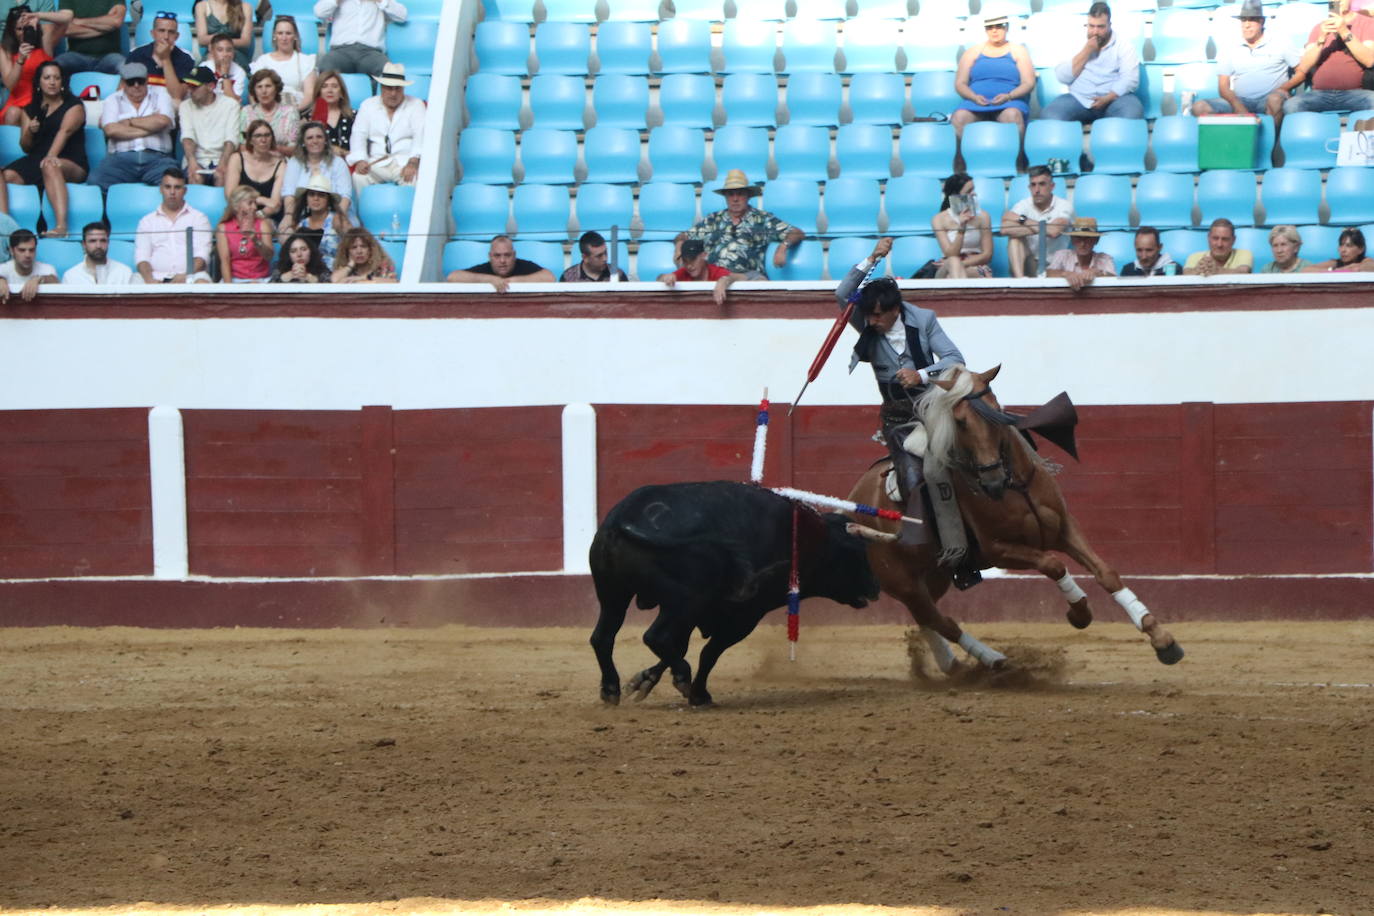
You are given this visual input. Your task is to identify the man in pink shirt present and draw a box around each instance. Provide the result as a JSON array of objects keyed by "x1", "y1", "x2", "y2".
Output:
[
  {"x1": 134, "y1": 168, "x2": 212, "y2": 283},
  {"x1": 657, "y1": 239, "x2": 745, "y2": 305},
  {"x1": 1046, "y1": 217, "x2": 1117, "y2": 291}
]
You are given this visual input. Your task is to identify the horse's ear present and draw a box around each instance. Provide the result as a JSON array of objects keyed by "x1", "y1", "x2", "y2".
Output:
[
  {"x1": 980, "y1": 364, "x2": 1002, "y2": 384},
  {"x1": 933, "y1": 376, "x2": 956, "y2": 391}
]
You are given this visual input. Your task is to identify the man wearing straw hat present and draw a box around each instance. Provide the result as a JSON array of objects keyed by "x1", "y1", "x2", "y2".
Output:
[
  {"x1": 675, "y1": 169, "x2": 804, "y2": 279},
  {"x1": 347, "y1": 62, "x2": 424, "y2": 196},
  {"x1": 1190, "y1": 0, "x2": 1296, "y2": 120},
  {"x1": 1045, "y1": 217, "x2": 1116, "y2": 291}
]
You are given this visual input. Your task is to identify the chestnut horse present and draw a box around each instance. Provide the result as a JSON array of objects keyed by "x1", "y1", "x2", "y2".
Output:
[{"x1": 847, "y1": 365, "x2": 1184, "y2": 671}]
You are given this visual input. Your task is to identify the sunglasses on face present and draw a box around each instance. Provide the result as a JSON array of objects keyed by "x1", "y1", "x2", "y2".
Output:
[
  {"x1": 125, "y1": 77, "x2": 147, "y2": 85},
  {"x1": 154, "y1": 10, "x2": 177, "y2": 20}
]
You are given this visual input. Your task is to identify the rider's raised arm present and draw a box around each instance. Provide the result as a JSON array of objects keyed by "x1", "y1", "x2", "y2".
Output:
[{"x1": 835, "y1": 237, "x2": 892, "y2": 327}]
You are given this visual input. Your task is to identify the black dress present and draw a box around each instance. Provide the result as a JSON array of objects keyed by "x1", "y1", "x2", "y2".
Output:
[
  {"x1": 324, "y1": 113, "x2": 354, "y2": 155},
  {"x1": 5, "y1": 97, "x2": 88, "y2": 185}
]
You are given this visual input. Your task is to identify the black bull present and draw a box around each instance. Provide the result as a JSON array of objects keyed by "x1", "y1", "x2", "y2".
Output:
[{"x1": 589, "y1": 481, "x2": 880, "y2": 706}]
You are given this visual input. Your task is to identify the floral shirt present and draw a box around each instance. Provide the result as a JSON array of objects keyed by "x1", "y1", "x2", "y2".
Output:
[
  {"x1": 241, "y1": 102, "x2": 301, "y2": 151},
  {"x1": 685, "y1": 206, "x2": 796, "y2": 276},
  {"x1": 1047, "y1": 248, "x2": 1116, "y2": 276}
]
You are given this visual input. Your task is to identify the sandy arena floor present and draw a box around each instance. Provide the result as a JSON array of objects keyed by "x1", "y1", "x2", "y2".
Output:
[{"x1": 1, "y1": 620, "x2": 1371, "y2": 916}]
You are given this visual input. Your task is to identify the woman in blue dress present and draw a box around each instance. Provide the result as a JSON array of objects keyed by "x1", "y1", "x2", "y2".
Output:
[{"x1": 951, "y1": 12, "x2": 1036, "y2": 171}]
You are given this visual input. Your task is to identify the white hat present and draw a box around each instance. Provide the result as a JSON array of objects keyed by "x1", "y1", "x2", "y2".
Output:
[{"x1": 372, "y1": 62, "x2": 414, "y2": 87}]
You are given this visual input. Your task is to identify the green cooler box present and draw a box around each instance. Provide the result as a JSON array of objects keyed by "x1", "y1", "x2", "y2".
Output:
[{"x1": 1198, "y1": 114, "x2": 1260, "y2": 170}]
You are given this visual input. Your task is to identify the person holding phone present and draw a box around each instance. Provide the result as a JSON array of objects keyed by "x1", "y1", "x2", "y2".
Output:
[
  {"x1": 929, "y1": 172, "x2": 994, "y2": 279},
  {"x1": 0, "y1": 5, "x2": 71, "y2": 124},
  {"x1": 1276, "y1": 0, "x2": 1374, "y2": 115}
]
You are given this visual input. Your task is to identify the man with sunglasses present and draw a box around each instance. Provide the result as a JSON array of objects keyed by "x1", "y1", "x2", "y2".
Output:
[
  {"x1": 89, "y1": 61, "x2": 178, "y2": 190},
  {"x1": 53, "y1": 1, "x2": 126, "y2": 76},
  {"x1": 314, "y1": 0, "x2": 407, "y2": 78},
  {"x1": 126, "y1": 10, "x2": 194, "y2": 101}
]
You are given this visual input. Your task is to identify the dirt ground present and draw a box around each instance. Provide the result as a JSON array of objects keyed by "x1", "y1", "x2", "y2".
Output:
[{"x1": 1, "y1": 620, "x2": 1371, "y2": 916}]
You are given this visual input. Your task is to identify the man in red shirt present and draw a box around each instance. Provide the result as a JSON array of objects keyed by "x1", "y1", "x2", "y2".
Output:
[
  {"x1": 1278, "y1": 0, "x2": 1374, "y2": 114},
  {"x1": 657, "y1": 239, "x2": 745, "y2": 305}
]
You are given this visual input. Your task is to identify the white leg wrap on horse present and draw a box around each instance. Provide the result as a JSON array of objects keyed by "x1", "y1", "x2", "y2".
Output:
[
  {"x1": 957, "y1": 631, "x2": 1007, "y2": 667},
  {"x1": 1056, "y1": 572, "x2": 1087, "y2": 604},
  {"x1": 1113, "y1": 587, "x2": 1150, "y2": 630},
  {"x1": 921, "y1": 627, "x2": 958, "y2": 673}
]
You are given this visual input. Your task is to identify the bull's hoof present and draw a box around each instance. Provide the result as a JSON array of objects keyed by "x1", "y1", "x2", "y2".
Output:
[
  {"x1": 1155, "y1": 641, "x2": 1185, "y2": 666},
  {"x1": 689, "y1": 690, "x2": 714, "y2": 707},
  {"x1": 672, "y1": 675, "x2": 692, "y2": 700},
  {"x1": 1066, "y1": 600, "x2": 1093, "y2": 630},
  {"x1": 600, "y1": 686, "x2": 621, "y2": 706},
  {"x1": 626, "y1": 669, "x2": 660, "y2": 702}
]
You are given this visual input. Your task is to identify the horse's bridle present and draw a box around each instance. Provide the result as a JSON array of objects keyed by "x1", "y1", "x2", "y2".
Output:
[{"x1": 958, "y1": 387, "x2": 1035, "y2": 492}]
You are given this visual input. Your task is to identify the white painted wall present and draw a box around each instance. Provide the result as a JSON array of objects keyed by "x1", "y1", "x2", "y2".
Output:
[{"x1": 1, "y1": 304, "x2": 1369, "y2": 411}]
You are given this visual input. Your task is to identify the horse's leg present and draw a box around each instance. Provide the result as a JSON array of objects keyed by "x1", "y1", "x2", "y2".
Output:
[
  {"x1": 980, "y1": 540, "x2": 1093, "y2": 630},
  {"x1": 919, "y1": 626, "x2": 959, "y2": 673},
  {"x1": 882, "y1": 559, "x2": 1007, "y2": 669},
  {"x1": 1057, "y1": 514, "x2": 1184, "y2": 665}
]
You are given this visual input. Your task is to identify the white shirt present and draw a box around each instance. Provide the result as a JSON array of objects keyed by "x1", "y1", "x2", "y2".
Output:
[
  {"x1": 347, "y1": 94, "x2": 425, "y2": 166},
  {"x1": 283, "y1": 154, "x2": 355, "y2": 206},
  {"x1": 134, "y1": 204, "x2": 213, "y2": 280},
  {"x1": 1010, "y1": 194, "x2": 1074, "y2": 256},
  {"x1": 99, "y1": 86, "x2": 176, "y2": 154},
  {"x1": 211, "y1": 62, "x2": 248, "y2": 103},
  {"x1": 0, "y1": 259, "x2": 57, "y2": 284},
  {"x1": 62, "y1": 258, "x2": 141, "y2": 285},
  {"x1": 314, "y1": 0, "x2": 407, "y2": 52},
  {"x1": 179, "y1": 93, "x2": 243, "y2": 168},
  {"x1": 251, "y1": 51, "x2": 317, "y2": 105},
  {"x1": 1054, "y1": 31, "x2": 1140, "y2": 108}
]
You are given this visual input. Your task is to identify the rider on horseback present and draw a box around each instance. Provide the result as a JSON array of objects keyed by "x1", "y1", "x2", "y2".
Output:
[{"x1": 835, "y1": 237, "x2": 968, "y2": 562}]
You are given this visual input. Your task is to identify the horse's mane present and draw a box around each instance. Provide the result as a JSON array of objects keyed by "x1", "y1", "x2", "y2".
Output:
[{"x1": 917, "y1": 365, "x2": 972, "y2": 475}]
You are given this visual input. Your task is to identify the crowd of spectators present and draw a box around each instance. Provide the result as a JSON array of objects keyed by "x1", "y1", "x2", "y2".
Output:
[{"x1": 0, "y1": 0, "x2": 418, "y2": 289}]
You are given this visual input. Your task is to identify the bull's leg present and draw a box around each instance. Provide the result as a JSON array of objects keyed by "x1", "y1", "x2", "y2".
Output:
[
  {"x1": 689, "y1": 615, "x2": 764, "y2": 707},
  {"x1": 625, "y1": 660, "x2": 669, "y2": 702},
  {"x1": 590, "y1": 577, "x2": 633, "y2": 705},
  {"x1": 1057, "y1": 514, "x2": 1184, "y2": 665},
  {"x1": 979, "y1": 540, "x2": 1093, "y2": 630},
  {"x1": 638, "y1": 609, "x2": 696, "y2": 700}
]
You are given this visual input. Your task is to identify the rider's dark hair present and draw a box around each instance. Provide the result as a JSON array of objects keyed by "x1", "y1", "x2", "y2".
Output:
[{"x1": 858, "y1": 277, "x2": 902, "y2": 317}]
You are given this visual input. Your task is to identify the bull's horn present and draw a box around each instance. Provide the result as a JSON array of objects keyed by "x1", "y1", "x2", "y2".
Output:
[{"x1": 845, "y1": 523, "x2": 898, "y2": 543}]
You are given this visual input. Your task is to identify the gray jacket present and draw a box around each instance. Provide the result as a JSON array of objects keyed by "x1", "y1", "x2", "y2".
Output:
[{"x1": 834, "y1": 262, "x2": 965, "y2": 378}]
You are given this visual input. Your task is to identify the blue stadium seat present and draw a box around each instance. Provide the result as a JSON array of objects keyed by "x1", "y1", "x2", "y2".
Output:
[
  {"x1": 826, "y1": 236, "x2": 881, "y2": 278},
  {"x1": 39, "y1": 239, "x2": 83, "y2": 275},
  {"x1": 1172, "y1": 62, "x2": 1217, "y2": 115},
  {"x1": 592, "y1": 74, "x2": 649, "y2": 128},
  {"x1": 1150, "y1": 8, "x2": 1212, "y2": 62},
  {"x1": 658, "y1": 73, "x2": 717, "y2": 128},
  {"x1": 359, "y1": 185, "x2": 416, "y2": 237},
  {"x1": 465, "y1": 73, "x2": 524, "y2": 129},
  {"x1": 721, "y1": 72, "x2": 780, "y2": 126},
  {"x1": 388, "y1": 19, "x2": 441, "y2": 72},
  {"x1": 761, "y1": 178, "x2": 821, "y2": 234},
  {"x1": 972, "y1": 175, "x2": 1006, "y2": 215},
  {"x1": 1006, "y1": 174, "x2": 1029, "y2": 209},
  {"x1": 451, "y1": 184, "x2": 512, "y2": 240},
  {"x1": 1259, "y1": 168, "x2": 1322, "y2": 226},
  {"x1": 518, "y1": 128, "x2": 579, "y2": 184},
  {"x1": 961, "y1": 121, "x2": 1019, "y2": 177},
  {"x1": 1023, "y1": 121, "x2": 1082, "y2": 174},
  {"x1": 635, "y1": 240, "x2": 678, "y2": 280},
  {"x1": 889, "y1": 234, "x2": 942, "y2": 277},
  {"x1": 701, "y1": 176, "x2": 729, "y2": 213},
  {"x1": 1138, "y1": 62, "x2": 1166, "y2": 121},
  {"x1": 8, "y1": 184, "x2": 40, "y2": 232},
  {"x1": 594, "y1": 21, "x2": 652, "y2": 74},
  {"x1": 444, "y1": 240, "x2": 490, "y2": 275},
  {"x1": 783, "y1": 71, "x2": 842, "y2": 126},
  {"x1": 883, "y1": 175, "x2": 943, "y2": 235},
  {"x1": 637, "y1": 182, "x2": 697, "y2": 240},
  {"x1": 574, "y1": 183, "x2": 635, "y2": 236},
  {"x1": 604, "y1": 0, "x2": 663, "y2": 21},
  {"x1": 528, "y1": 74, "x2": 586, "y2": 129},
  {"x1": 670, "y1": 0, "x2": 724, "y2": 20},
  {"x1": 794, "y1": 0, "x2": 850, "y2": 20},
  {"x1": 648, "y1": 125, "x2": 707, "y2": 182},
  {"x1": 773, "y1": 124, "x2": 832, "y2": 180},
  {"x1": 1094, "y1": 231, "x2": 1136, "y2": 273},
  {"x1": 541, "y1": 0, "x2": 600, "y2": 21},
  {"x1": 1278, "y1": 112, "x2": 1340, "y2": 169},
  {"x1": 1298, "y1": 224, "x2": 1343, "y2": 263},
  {"x1": 515, "y1": 240, "x2": 565, "y2": 274},
  {"x1": 711, "y1": 125, "x2": 770, "y2": 179},
  {"x1": 1234, "y1": 226, "x2": 1271, "y2": 264},
  {"x1": 1034, "y1": 65, "x2": 1071, "y2": 112},
  {"x1": 780, "y1": 19, "x2": 839, "y2": 73},
  {"x1": 459, "y1": 127, "x2": 517, "y2": 183},
  {"x1": 0, "y1": 125, "x2": 21, "y2": 163},
  {"x1": 377, "y1": 238, "x2": 406, "y2": 271},
  {"x1": 908, "y1": 71, "x2": 962, "y2": 120},
  {"x1": 823, "y1": 177, "x2": 882, "y2": 235},
  {"x1": 1255, "y1": 114, "x2": 1277, "y2": 169},
  {"x1": 835, "y1": 124, "x2": 894, "y2": 179},
  {"x1": 899, "y1": 37, "x2": 961, "y2": 73},
  {"x1": 106, "y1": 183, "x2": 162, "y2": 236},
  {"x1": 280, "y1": 15, "x2": 321, "y2": 56},
  {"x1": 853, "y1": 0, "x2": 911, "y2": 18},
  {"x1": 583, "y1": 126, "x2": 643, "y2": 183},
  {"x1": 1197, "y1": 169, "x2": 1258, "y2": 226},
  {"x1": 655, "y1": 19, "x2": 713, "y2": 74},
  {"x1": 841, "y1": 17, "x2": 900, "y2": 73},
  {"x1": 512, "y1": 184, "x2": 573, "y2": 239},
  {"x1": 534, "y1": 21, "x2": 591, "y2": 75},
  {"x1": 1151, "y1": 116, "x2": 1199, "y2": 173},
  {"x1": 402, "y1": 0, "x2": 442, "y2": 18},
  {"x1": 1072, "y1": 174, "x2": 1133, "y2": 231},
  {"x1": 1325, "y1": 167, "x2": 1374, "y2": 225},
  {"x1": 43, "y1": 183, "x2": 104, "y2": 235},
  {"x1": 1023, "y1": 11, "x2": 1084, "y2": 66},
  {"x1": 1160, "y1": 228, "x2": 1206, "y2": 265},
  {"x1": 264, "y1": 0, "x2": 317, "y2": 14},
  {"x1": 1135, "y1": 171, "x2": 1196, "y2": 229},
  {"x1": 897, "y1": 121, "x2": 956, "y2": 178},
  {"x1": 1087, "y1": 118, "x2": 1147, "y2": 174},
  {"x1": 481, "y1": 0, "x2": 537, "y2": 21},
  {"x1": 407, "y1": 74, "x2": 432, "y2": 102},
  {"x1": 848, "y1": 73, "x2": 905, "y2": 126},
  {"x1": 766, "y1": 239, "x2": 825, "y2": 279},
  {"x1": 720, "y1": 19, "x2": 778, "y2": 73},
  {"x1": 733, "y1": 0, "x2": 788, "y2": 19},
  {"x1": 341, "y1": 72, "x2": 373, "y2": 105},
  {"x1": 69, "y1": 71, "x2": 120, "y2": 100}
]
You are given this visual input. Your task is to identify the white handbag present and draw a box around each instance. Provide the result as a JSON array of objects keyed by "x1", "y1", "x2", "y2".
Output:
[{"x1": 1329, "y1": 130, "x2": 1374, "y2": 166}]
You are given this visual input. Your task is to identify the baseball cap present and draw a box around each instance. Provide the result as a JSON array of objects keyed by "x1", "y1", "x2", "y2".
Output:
[
  {"x1": 680, "y1": 239, "x2": 705, "y2": 260},
  {"x1": 183, "y1": 66, "x2": 215, "y2": 87}
]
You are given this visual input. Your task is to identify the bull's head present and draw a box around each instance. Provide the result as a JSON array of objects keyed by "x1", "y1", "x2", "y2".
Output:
[{"x1": 814, "y1": 514, "x2": 882, "y2": 608}]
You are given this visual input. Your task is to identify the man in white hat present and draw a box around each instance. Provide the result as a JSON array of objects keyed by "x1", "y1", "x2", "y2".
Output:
[
  {"x1": 314, "y1": 0, "x2": 407, "y2": 78},
  {"x1": 1046, "y1": 217, "x2": 1116, "y2": 291},
  {"x1": 347, "y1": 62, "x2": 424, "y2": 196},
  {"x1": 674, "y1": 169, "x2": 804, "y2": 279},
  {"x1": 1191, "y1": 0, "x2": 1296, "y2": 121}
]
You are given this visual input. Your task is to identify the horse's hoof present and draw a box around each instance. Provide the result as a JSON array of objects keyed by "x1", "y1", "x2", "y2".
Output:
[
  {"x1": 1066, "y1": 600, "x2": 1092, "y2": 630},
  {"x1": 1155, "y1": 641, "x2": 1185, "y2": 665},
  {"x1": 600, "y1": 688, "x2": 620, "y2": 706}
]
